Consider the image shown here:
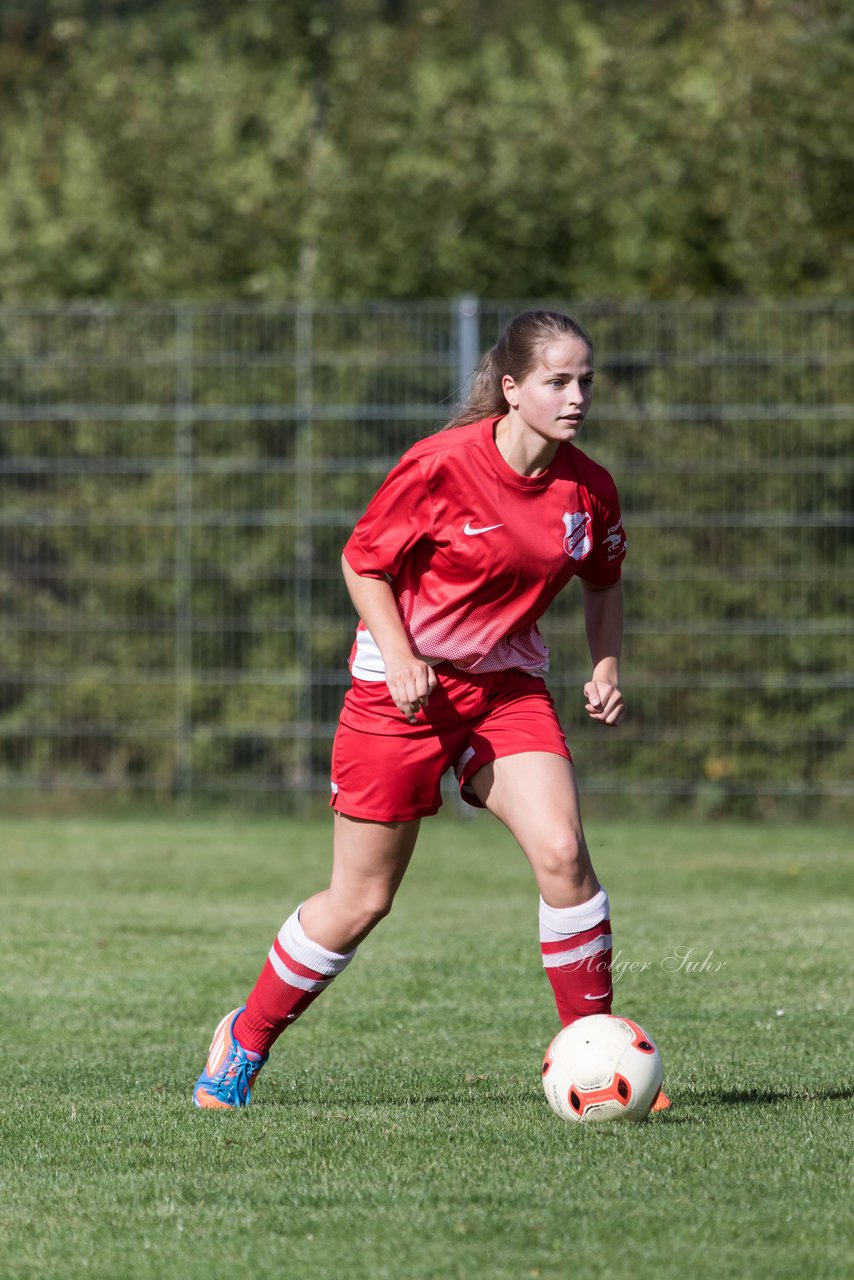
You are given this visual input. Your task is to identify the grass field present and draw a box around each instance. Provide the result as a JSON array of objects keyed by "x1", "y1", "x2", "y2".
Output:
[{"x1": 2, "y1": 816, "x2": 852, "y2": 1280}]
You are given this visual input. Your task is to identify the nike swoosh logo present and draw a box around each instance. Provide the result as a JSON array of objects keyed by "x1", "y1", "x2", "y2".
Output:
[
  {"x1": 463, "y1": 521, "x2": 504, "y2": 536},
  {"x1": 585, "y1": 987, "x2": 612, "y2": 1001}
]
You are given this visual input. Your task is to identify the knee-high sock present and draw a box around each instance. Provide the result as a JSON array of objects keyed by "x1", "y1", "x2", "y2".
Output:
[
  {"x1": 539, "y1": 888, "x2": 613, "y2": 1025},
  {"x1": 233, "y1": 906, "x2": 356, "y2": 1056}
]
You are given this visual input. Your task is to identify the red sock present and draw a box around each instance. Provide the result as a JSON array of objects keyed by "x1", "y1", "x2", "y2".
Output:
[
  {"x1": 539, "y1": 889, "x2": 613, "y2": 1025},
  {"x1": 233, "y1": 906, "x2": 357, "y2": 1056}
]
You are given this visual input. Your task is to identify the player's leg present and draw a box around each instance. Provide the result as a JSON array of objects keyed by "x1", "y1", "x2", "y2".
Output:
[
  {"x1": 193, "y1": 669, "x2": 467, "y2": 1109},
  {"x1": 234, "y1": 814, "x2": 420, "y2": 1050},
  {"x1": 193, "y1": 815, "x2": 420, "y2": 1109},
  {"x1": 467, "y1": 751, "x2": 614, "y2": 1025},
  {"x1": 299, "y1": 813, "x2": 421, "y2": 950},
  {"x1": 469, "y1": 750, "x2": 596, "y2": 904}
]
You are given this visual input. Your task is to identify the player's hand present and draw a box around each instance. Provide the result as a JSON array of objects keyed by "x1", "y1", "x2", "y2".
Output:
[
  {"x1": 583, "y1": 680, "x2": 625, "y2": 726},
  {"x1": 385, "y1": 656, "x2": 438, "y2": 723}
]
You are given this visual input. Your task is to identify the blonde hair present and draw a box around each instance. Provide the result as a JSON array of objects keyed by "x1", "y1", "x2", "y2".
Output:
[{"x1": 444, "y1": 309, "x2": 593, "y2": 430}]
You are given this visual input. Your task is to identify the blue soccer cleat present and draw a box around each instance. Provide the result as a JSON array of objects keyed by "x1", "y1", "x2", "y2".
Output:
[{"x1": 193, "y1": 1007, "x2": 268, "y2": 1109}]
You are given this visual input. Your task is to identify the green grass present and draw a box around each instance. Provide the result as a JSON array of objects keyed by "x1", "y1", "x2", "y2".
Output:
[{"x1": 2, "y1": 816, "x2": 852, "y2": 1280}]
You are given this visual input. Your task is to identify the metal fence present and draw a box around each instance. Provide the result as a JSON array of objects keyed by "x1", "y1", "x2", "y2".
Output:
[{"x1": 0, "y1": 299, "x2": 851, "y2": 817}]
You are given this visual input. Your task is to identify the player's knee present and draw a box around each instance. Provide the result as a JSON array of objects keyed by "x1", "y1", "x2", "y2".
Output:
[
  {"x1": 363, "y1": 897, "x2": 395, "y2": 928},
  {"x1": 536, "y1": 830, "x2": 590, "y2": 885},
  {"x1": 345, "y1": 895, "x2": 395, "y2": 939}
]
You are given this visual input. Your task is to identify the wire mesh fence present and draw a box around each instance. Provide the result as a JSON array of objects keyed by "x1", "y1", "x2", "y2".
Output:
[{"x1": 0, "y1": 299, "x2": 851, "y2": 817}]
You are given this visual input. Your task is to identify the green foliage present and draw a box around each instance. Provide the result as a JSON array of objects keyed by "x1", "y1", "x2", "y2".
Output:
[{"x1": 0, "y1": 0, "x2": 852, "y2": 299}]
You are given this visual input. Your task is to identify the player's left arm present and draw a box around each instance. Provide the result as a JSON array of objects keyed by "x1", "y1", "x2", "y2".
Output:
[{"x1": 580, "y1": 579, "x2": 625, "y2": 726}]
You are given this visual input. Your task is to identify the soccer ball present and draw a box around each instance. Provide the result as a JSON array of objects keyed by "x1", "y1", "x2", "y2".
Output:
[{"x1": 542, "y1": 1014, "x2": 663, "y2": 1124}]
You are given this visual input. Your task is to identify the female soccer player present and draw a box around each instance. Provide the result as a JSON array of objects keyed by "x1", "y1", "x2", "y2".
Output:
[{"x1": 193, "y1": 309, "x2": 667, "y2": 1111}]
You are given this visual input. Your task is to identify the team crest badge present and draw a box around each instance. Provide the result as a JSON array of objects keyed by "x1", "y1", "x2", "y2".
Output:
[{"x1": 562, "y1": 511, "x2": 592, "y2": 560}]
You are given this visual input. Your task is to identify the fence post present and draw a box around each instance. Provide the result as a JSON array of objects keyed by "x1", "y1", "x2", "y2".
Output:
[
  {"x1": 455, "y1": 295, "x2": 480, "y2": 404},
  {"x1": 174, "y1": 306, "x2": 194, "y2": 803},
  {"x1": 294, "y1": 303, "x2": 314, "y2": 812}
]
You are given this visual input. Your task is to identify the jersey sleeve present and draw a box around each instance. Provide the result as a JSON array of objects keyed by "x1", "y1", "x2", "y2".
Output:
[
  {"x1": 342, "y1": 454, "x2": 434, "y2": 580},
  {"x1": 575, "y1": 474, "x2": 627, "y2": 588}
]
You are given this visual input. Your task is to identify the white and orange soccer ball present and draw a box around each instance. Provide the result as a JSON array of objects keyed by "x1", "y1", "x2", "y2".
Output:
[{"x1": 542, "y1": 1014, "x2": 663, "y2": 1124}]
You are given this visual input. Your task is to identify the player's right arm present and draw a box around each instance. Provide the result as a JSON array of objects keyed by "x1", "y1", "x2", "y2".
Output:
[{"x1": 341, "y1": 554, "x2": 437, "y2": 723}]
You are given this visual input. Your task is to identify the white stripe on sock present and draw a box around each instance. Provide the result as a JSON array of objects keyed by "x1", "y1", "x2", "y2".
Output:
[
  {"x1": 541, "y1": 934, "x2": 613, "y2": 969},
  {"x1": 276, "y1": 906, "x2": 358, "y2": 977},
  {"x1": 538, "y1": 888, "x2": 610, "y2": 942},
  {"x1": 267, "y1": 946, "x2": 335, "y2": 992}
]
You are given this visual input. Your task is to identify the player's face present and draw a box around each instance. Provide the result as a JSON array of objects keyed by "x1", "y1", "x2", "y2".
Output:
[{"x1": 502, "y1": 337, "x2": 594, "y2": 444}]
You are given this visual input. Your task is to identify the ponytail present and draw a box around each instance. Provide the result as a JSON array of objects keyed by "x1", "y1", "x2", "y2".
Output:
[{"x1": 444, "y1": 347, "x2": 507, "y2": 430}]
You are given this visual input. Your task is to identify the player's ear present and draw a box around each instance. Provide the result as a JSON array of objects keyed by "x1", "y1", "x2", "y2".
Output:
[{"x1": 502, "y1": 373, "x2": 520, "y2": 409}]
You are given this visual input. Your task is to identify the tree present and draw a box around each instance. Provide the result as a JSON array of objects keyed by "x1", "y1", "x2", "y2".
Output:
[{"x1": 0, "y1": 0, "x2": 851, "y2": 299}]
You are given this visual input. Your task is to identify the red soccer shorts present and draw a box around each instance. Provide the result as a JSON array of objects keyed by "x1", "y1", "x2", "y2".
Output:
[{"x1": 329, "y1": 663, "x2": 572, "y2": 822}]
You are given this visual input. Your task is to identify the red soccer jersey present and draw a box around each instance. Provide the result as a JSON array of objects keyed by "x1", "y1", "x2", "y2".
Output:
[{"x1": 342, "y1": 417, "x2": 627, "y2": 679}]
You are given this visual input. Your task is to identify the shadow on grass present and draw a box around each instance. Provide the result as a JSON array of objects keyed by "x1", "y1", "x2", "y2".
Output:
[
  {"x1": 266, "y1": 1090, "x2": 533, "y2": 1109},
  {"x1": 693, "y1": 1085, "x2": 854, "y2": 1107},
  {"x1": 253, "y1": 1082, "x2": 854, "y2": 1115}
]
